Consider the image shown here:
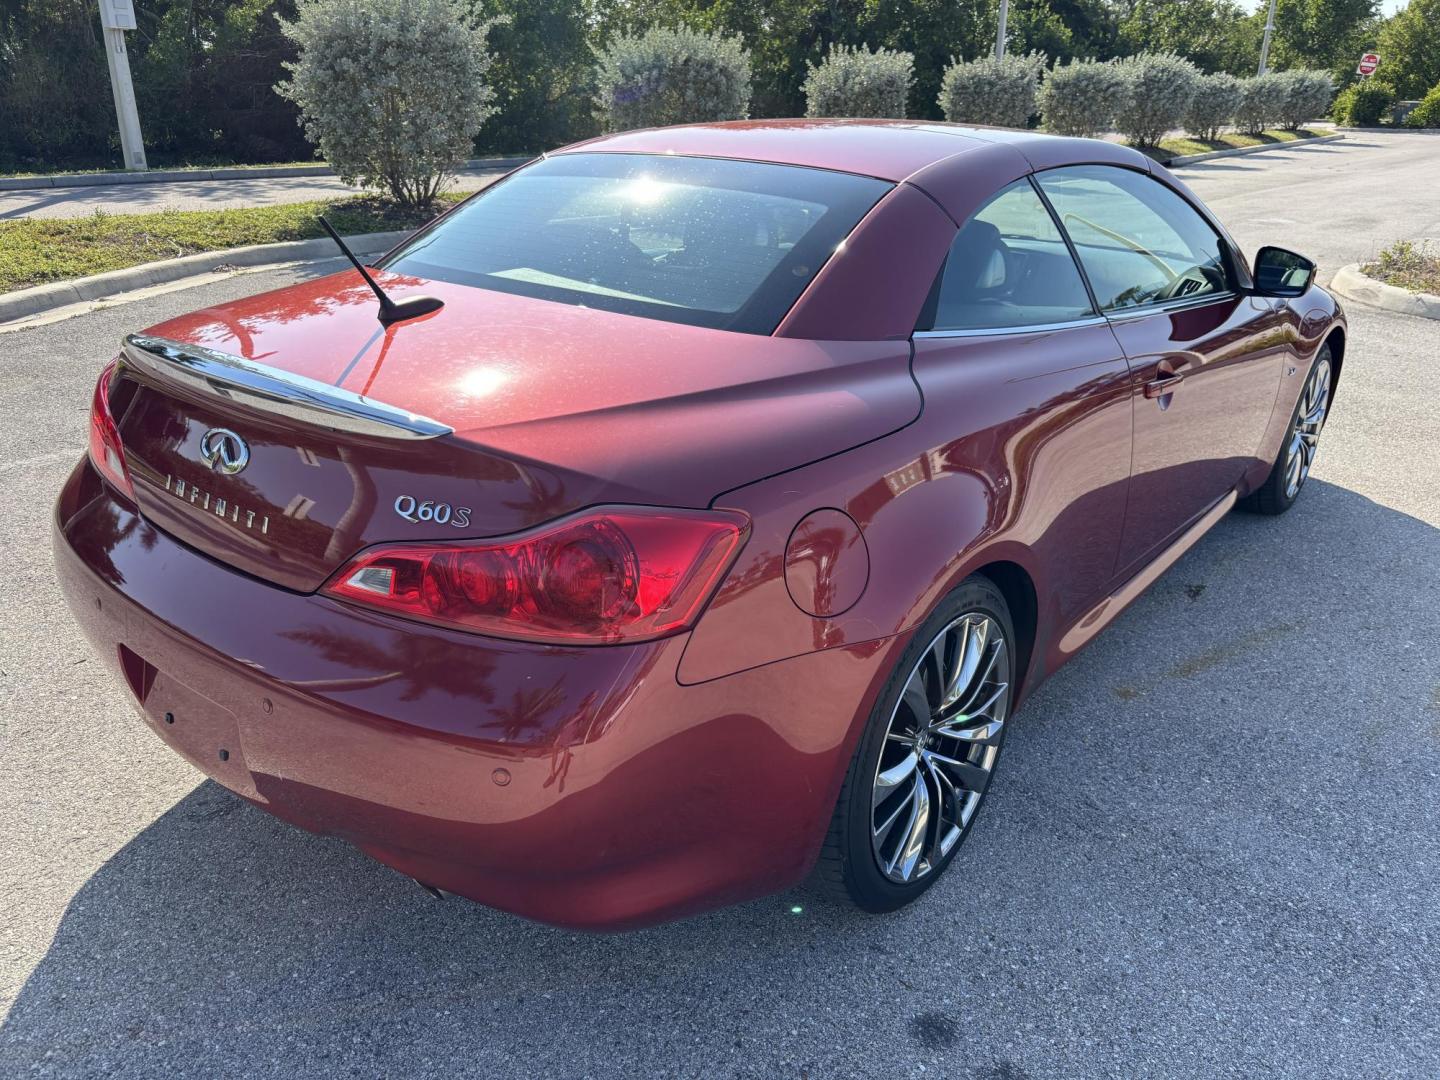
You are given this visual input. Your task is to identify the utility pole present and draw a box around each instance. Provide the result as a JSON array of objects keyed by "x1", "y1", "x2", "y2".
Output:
[
  {"x1": 1257, "y1": 0, "x2": 1279, "y2": 75},
  {"x1": 98, "y1": 0, "x2": 147, "y2": 171},
  {"x1": 995, "y1": 0, "x2": 1010, "y2": 59}
]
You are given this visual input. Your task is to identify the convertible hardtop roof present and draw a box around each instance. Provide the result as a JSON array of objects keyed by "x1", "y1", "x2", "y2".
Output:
[{"x1": 551, "y1": 118, "x2": 1153, "y2": 184}]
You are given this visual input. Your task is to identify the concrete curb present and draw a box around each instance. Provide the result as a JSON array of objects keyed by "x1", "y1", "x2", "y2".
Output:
[
  {"x1": 1329, "y1": 263, "x2": 1440, "y2": 319},
  {"x1": 1167, "y1": 132, "x2": 1344, "y2": 167},
  {"x1": 0, "y1": 229, "x2": 412, "y2": 325},
  {"x1": 0, "y1": 156, "x2": 530, "y2": 192}
]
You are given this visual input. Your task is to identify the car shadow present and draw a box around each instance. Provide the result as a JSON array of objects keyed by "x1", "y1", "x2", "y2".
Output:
[{"x1": 4, "y1": 480, "x2": 1438, "y2": 1075}]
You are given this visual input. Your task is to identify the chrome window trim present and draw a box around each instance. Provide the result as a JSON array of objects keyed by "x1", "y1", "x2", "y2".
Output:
[
  {"x1": 120, "y1": 334, "x2": 453, "y2": 440},
  {"x1": 1101, "y1": 290, "x2": 1238, "y2": 321},
  {"x1": 913, "y1": 315, "x2": 1108, "y2": 340}
]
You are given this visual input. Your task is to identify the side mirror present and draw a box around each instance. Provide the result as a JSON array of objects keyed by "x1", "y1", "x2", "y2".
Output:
[{"x1": 1251, "y1": 246, "x2": 1316, "y2": 298}]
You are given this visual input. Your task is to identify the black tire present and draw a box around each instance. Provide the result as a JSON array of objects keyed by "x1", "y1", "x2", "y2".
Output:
[
  {"x1": 1239, "y1": 343, "x2": 1334, "y2": 516},
  {"x1": 813, "y1": 574, "x2": 1015, "y2": 913}
]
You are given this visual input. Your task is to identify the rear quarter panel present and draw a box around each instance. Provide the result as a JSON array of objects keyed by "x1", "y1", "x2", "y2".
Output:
[{"x1": 681, "y1": 323, "x2": 1135, "y2": 701}]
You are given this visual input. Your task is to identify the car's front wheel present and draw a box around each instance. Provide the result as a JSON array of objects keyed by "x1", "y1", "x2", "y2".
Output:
[
  {"x1": 1240, "y1": 344, "x2": 1334, "y2": 515},
  {"x1": 816, "y1": 576, "x2": 1014, "y2": 912}
]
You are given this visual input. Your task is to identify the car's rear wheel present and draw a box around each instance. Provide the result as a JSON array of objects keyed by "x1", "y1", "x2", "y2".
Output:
[
  {"x1": 1240, "y1": 344, "x2": 1333, "y2": 515},
  {"x1": 815, "y1": 576, "x2": 1014, "y2": 912}
]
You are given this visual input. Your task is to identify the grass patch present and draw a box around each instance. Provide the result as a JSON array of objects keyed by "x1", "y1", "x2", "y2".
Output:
[
  {"x1": 1132, "y1": 128, "x2": 1326, "y2": 161},
  {"x1": 1362, "y1": 240, "x2": 1440, "y2": 295},
  {"x1": 0, "y1": 193, "x2": 465, "y2": 294}
]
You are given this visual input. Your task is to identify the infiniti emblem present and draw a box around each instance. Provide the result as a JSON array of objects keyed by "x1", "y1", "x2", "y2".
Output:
[{"x1": 199, "y1": 428, "x2": 250, "y2": 475}]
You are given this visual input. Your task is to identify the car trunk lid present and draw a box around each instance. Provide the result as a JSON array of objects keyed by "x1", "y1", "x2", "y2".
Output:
[{"x1": 111, "y1": 270, "x2": 919, "y2": 592}]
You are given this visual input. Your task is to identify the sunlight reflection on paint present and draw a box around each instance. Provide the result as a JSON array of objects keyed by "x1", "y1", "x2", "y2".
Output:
[{"x1": 457, "y1": 367, "x2": 507, "y2": 399}]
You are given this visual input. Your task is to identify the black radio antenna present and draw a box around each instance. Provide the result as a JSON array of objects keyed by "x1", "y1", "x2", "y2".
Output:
[{"x1": 318, "y1": 216, "x2": 443, "y2": 327}]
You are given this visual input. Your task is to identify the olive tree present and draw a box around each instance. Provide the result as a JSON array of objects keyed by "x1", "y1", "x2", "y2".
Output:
[
  {"x1": 803, "y1": 44, "x2": 914, "y2": 118},
  {"x1": 1275, "y1": 70, "x2": 1335, "y2": 131},
  {"x1": 1184, "y1": 72, "x2": 1243, "y2": 141},
  {"x1": 1113, "y1": 52, "x2": 1200, "y2": 147},
  {"x1": 1234, "y1": 73, "x2": 1289, "y2": 135},
  {"x1": 1038, "y1": 58, "x2": 1125, "y2": 138},
  {"x1": 277, "y1": 0, "x2": 499, "y2": 208},
  {"x1": 937, "y1": 52, "x2": 1046, "y2": 128},
  {"x1": 594, "y1": 25, "x2": 751, "y2": 131}
]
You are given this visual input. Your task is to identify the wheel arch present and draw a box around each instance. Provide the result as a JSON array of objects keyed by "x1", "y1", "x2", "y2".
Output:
[
  {"x1": 969, "y1": 560, "x2": 1039, "y2": 704},
  {"x1": 1323, "y1": 325, "x2": 1345, "y2": 396}
]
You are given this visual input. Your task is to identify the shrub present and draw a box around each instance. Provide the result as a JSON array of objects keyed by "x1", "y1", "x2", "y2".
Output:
[
  {"x1": 1039, "y1": 58, "x2": 1126, "y2": 138},
  {"x1": 1114, "y1": 52, "x2": 1200, "y2": 147},
  {"x1": 1234, "y1": 74, "x2": 1289, "y2": 135},
  {"x1": 1184, "y1": 72, "x2": 1243, "y2": 141},
  {"x1": 1330, "y1": 80, "x2": 1394, "y2": 126},
  {"x1": 803, "y1": 44, "x2": 914, "y2": 118},
  {"x1": 1407, "y1": 84, "x2": 1440, "y2": 127},
  {"x1": 594, "y1": 25, "x2": 751, "y2": 131},
  {"x1": 937, "y1": 52, "x2": 1046, "y2": 128},
  {"x1": 276, "y1": 0, "x2": 499, "y2": 208},
  {"x1": 1275, "y1": 69, "x2": 1335, "y2": 130},
  {"x1": 1362, "y1": 239, "x2": 1440, "y2": 293}
]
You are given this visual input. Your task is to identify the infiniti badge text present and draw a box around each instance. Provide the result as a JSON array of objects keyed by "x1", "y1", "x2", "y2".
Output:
[{"x1": 163, "y1": 474, "x2": 270, "y2": 534}]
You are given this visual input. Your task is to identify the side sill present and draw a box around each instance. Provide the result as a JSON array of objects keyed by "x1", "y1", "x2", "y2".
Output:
[{"x1": 1054, "y1": 489, "x2": 1238, "y2": 659}]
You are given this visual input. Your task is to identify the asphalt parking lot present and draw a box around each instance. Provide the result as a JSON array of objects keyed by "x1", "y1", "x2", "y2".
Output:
[{"x1": 1, "y1": 131, "x2": 1437, "y2": 1078}]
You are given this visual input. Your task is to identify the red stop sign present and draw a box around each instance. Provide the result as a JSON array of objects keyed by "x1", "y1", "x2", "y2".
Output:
[{"x1": 1357, "y1": 53, "x2": 1380, "y2": 76}]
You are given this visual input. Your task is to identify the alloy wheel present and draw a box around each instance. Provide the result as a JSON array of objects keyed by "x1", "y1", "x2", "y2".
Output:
[
  {"x1": 1284, "y1": 357, "x2": 1332, "y2": 499},
  {"x1": 870, "y1": 612, "x2": 1011, "y2": 884}
]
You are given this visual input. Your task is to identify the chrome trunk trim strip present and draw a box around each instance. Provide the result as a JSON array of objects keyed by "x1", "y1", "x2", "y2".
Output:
[{"x1": 120, "y1": 335, "x2": 453, "y2": 440}]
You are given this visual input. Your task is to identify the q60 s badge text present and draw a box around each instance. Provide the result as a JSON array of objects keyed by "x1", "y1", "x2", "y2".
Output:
[{"x1": 394, "y1": 495, "x2": 472, "y2": 528}]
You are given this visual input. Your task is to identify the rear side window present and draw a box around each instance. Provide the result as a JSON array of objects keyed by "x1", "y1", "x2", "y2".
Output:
[
  {"x1": 379, "y1": 153, "x2": 892, "y2": 334},
  {"x1": 919, "y1": 179, "x2": 1095, "y2": 332},
  {"x1": 1036, "y1": 165, "x2": 1231, "y2": 311}
]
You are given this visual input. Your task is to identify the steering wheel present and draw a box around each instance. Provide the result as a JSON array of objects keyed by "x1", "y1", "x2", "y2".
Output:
[{"x1": 1156, "y1": 266, "x2": 1214, "y2": 302}]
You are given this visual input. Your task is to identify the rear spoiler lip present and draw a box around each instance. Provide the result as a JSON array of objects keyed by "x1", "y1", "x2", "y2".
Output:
[{"x1": 120, "y1": 334, "x2": 453, "y2": 441}]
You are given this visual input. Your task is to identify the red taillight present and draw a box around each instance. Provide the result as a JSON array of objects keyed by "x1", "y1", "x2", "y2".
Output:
[
  {"x1": 324, "y1": 507, "x2": 750, "y2": 645},
  {"x1": 88, "y1": 359, "x2": 133, "y2": 500}
]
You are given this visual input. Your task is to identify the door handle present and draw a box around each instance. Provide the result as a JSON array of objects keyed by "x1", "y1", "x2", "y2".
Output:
[{"x1": 1143, "y1": 372, "x2": 1185, "y2": 399}]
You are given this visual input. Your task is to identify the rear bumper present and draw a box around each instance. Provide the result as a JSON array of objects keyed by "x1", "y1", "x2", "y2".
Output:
[{"x1": 53, "y1": 460, "x2": 892, "y2": 929}]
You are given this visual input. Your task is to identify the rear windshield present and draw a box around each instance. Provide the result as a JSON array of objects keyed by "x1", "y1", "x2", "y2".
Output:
[{"x1": 378, "y1": 153, "x2": 893, "y2": 334}]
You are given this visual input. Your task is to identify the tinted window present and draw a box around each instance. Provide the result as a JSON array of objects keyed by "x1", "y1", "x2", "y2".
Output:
[
  {"x1": 920, "y1": 179, "x2": 1094, "y2": 331},
  {"x1": 379, "y1": 153, "x2": 892, "y2": 334},
  {"x1": 1036, "y1": 166, "x2": 1232, "y2": 311}
]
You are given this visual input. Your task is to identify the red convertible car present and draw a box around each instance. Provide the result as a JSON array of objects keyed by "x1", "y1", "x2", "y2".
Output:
[{"x1": 54, "y1": 120, "x2": 1343, "y2": 929}]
